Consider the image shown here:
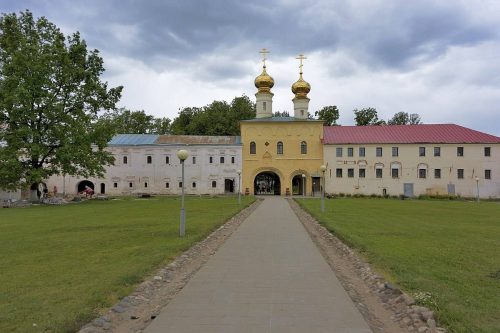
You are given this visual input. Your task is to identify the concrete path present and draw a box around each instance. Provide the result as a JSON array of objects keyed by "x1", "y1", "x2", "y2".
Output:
[{"x1": 145, "y1": 197, "x2": 372, "y2": 333}]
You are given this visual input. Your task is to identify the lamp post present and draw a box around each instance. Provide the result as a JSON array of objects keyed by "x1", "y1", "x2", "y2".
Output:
[
  {"x1": 320, "y1": 165, "x2": 327, "y2": 212},
  {"x1": 475, "y1": 176, "x2": 479, "y2": 202},
  {"x1": 302, "y1": 174, "x2": 306, "y2": 199},
  {"x1": 177, "y1": 149, "x2": 189, "y2": 236},
  {"x1": 237, "y1": 170, "x2": 241, "y2": 205}
]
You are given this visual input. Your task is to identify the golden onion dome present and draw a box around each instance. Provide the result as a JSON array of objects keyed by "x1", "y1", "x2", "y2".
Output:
[
  {"x1": 291, "y1": 73, "x2": 311, "y2": 98},
  {"x1": 254, "y1": 66, "x2": 274, "y2": 93}
]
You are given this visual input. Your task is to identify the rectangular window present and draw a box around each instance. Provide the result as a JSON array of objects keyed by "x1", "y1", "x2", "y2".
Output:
[
  {"x1": 211, "y1": 180, "x2": 217, "y2": 188},
  {"x1": 485, "y1": 169, "x2": 491, "y2": 179},
  {"x1": 336, "y1": 168, "x2": 342, "y2": 178},
  {"x1": 336, "y1": 147, "x2": 343, "y2": 157},
  {"x1": 376, "y1": 168, "x2": 383, "y2": 178},
  {"x1": 347, "y1": 168, "x2": 354, "y2": 178},
  {"x1": 231, "y1": 156, "x2": 235, "y2": 164},
  {"x1": 419, "y1": 169, "x2": 427, "y2": 179},
  {"x1": 359, "y1": 168, "x2": 366, "y2": 178},
  {"x1": 391, "y1": 168, "x2": 399, "y2": 178},
  {"x1": 129, "y1": 182, "x2": 133, "y2": 188},
  {"x1": 209, "y1": 156, "x2": 213, "y2": 163},
  {"x1": 113, "y1": 182, "x2": 118, "y2": 188},
  {"x1": 434, "y1": 169, "x2": 441, "y2": 179},
  {"x1": 457, "y1": 147, "x2": 464, "y2": 157},
  {"x1": 147, "y1": 155, "x2": 152, "y2": 164},
  {"x1": 179, "y1": 181, "x2": 183, "y2": 188},
  {"x1": 220, "y1": 156, "x2": 225, "y2": 163},
  {"x1": 263, "y1": 101, "x2": 267, "y2": 110},
  {"x1": 166, "y1": 156, "x2": 170, "y2": 164},
  {"x1": 457, "y1": 169, "x2": 464, "y2": 179},
  {"x1": 192, "y1": 156, "x2": 196, "y2": 164},
  {"x1": 376, "y1": 147, "x2": 383, "y2": 157},
  {"x1": 484, "y1": 147, "x2": 491, "y2": 157},
  {"x1": 123, "y1": 156, "x2": 128, "y2": 164},
  {"x1": 166, "y1": 182, "x2": 169, "y2": 188},
  {"x1": 392, "y1": 147, "x2": 399, "y2": 157},
  {"x1": 192, "y1": 182, "x2": 196, "y2": 188},
  {"x1": 359, "y1": 147, "x2": 365, "y2": 157},
  {"x1": 434, "y1": 147, "x2": 441, "y2": 157},
  {"x1": 419, "y1": 147, "x2": 426, "y2": 157},
  {"x1": 347, "y1": 148, "x2": 354, "y2": 157}
]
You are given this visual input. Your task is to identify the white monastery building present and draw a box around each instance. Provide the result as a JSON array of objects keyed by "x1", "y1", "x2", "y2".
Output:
[{"x1": 46, "y1": 134, "x2": 242, "y2": 197}]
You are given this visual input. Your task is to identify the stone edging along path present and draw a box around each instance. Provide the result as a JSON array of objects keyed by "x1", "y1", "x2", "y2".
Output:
[
  {"x1": 287, "y1": 198, "x2": 448, "y2": 333},
  {"x1": 78, "y1": 199, "x2": 263, "y2": 333}
]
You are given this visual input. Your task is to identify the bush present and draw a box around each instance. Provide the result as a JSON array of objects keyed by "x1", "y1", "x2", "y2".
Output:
[
  {"x1": 346, "y1": 193, "x2": 352, "y2": 198},
  {"x1": 370, "y1": 193, "x2": 378, "y2": 198},
  {"x1": 339, "y1": 193, "x2": 345, "y2": 197}
]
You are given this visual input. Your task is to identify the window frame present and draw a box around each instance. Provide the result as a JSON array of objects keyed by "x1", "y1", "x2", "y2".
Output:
[
  {"x1": 376, "y1": 147, "x2": 383, "y2": 157},
  {"x1": 376, "y1": 168, "x2": 383, "y2": 178},
  {"x1": 336, "y1": 168, "x2": 343, "y2": 178},
  {"x1": 392, "y1": 147, "x2": 399, "y2": 157},
  {"x1": 359, "y1": 168, "x2": 366, "y2": 178},
  {"x1": 457, "y1": 147, "x2": 464, "y2": 157},
  {"x1": 457, "y1": 169, "x2": 464, "y2": 179},
  {"x1": 146, "y1": 155, "x2": 152, "y2": 164},
  {"x1": 359, "y1": 147, "x2": 366, "y2": 157},
  {"x1": 250, "y1": 141, "x2": 256, "y2": 154},
  {"x1": 484, "y1": 147, "x2": 491, "y2": 157},
  {"x1": 485, "y1": 169, "x2": 491, "y2": 180},
  {"x1": 301, "y1": 141, "x2": 307, "y2": 154},
  {"x1": 347, "y1": 168, "x2": 354, "y2": 178},
  {"x1": 434, "y1": 169, "x2": 441, "y2": 179},
  {"x1": 347, "y1": 147, "x2": 354, "y2": 157},
  {"x1": 277, "y1": 141, "x2": 284, "y2": 155},
  {"x1": 434, "y1": 147, "x2": 441, "y2": 157},
  {"x1": 336, "y1": 147, "x2": 343, "y2": 157},
  {"x1": 419, "y1": 147, "x2": 426, "y2": 157},
  {"x1": 391, "y1": 168, "x2": 399, "y2": 178}
]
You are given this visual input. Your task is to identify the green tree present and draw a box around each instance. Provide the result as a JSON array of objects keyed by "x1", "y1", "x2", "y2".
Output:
[
  {"x1": 315, "y1": 106, "x2": 340, "y2": 126},
  {"x1": 0, "y1": 11, "x2": 122, "y2": 190},
  {"x1": 98, "y1": 108, "x2": 171, "y2": 134},
  {"x1": 354, "y1": 107, "x2": 386, "y2": 126},
  {"x1": 273, "y1": 111, "x2": 290, "y2": 117},
  {"x1": 170, "y1": 95, "x2": 255, "y2": 135},
  {"x1": 388, "y1": 111, "x2": 422, "y2": 125}
]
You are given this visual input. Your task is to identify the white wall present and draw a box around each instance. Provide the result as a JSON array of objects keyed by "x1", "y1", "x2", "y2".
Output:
[
  {"x1": 323, "y1": 143, "x2": 500, "y2": 198},
  {"x1": 47, "y1": 144, "x2": 242, "y2": 196}
]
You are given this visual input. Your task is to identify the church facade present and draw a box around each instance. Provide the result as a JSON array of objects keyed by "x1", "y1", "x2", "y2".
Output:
[{"x1": 6, "y1": 51, "x2": 499, "y2": 201}]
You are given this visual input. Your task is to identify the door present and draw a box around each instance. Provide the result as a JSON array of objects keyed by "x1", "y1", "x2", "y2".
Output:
[
  {"x1": 100, "y1": 183, "x2": 106, "y2": 194},
  {"x1": 312, "y1": 177, "x2": 321, "y2": 197},
  {"x1": 224, "y1": 179, "x2": 234, "y2": 193},
  {"x1": 403, "y1": 183, "x2": 414, "y2": 197},
  {"x1": 447, "y1": 183, "x2": 455, "y2": 195}
]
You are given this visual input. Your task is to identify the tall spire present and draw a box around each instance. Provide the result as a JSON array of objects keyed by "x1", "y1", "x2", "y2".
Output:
[
  {"x1": 254, "y1": 48, "x2": 274, "y2": 118},
  {"x1": 292, "y1": 53, "x2": 311, "y2": 119}
]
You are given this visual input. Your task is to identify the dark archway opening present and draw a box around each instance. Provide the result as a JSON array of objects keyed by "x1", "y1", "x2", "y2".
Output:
[
  {"x1": 224, "y1": 179, "x2": 234, "y2": 193},
  {"x1": 77, "y1": 180, "x2": 95, "y2": 193},
  {"x1": 254, "y1": 172, "x2": 281, "y2": 195},
  {"x1": 292, "y1": 175, "x2": 306, "y2": 195}
]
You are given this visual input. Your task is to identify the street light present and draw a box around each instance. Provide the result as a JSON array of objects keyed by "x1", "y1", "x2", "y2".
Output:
[
  {"x1": 237, "y1": 169, "x2": 241, "y2": 205},
  {"x1": 475, "y1": 176, "x2": 479, "y2": 202},
  {"x1": 177, "y1": 149, "x2": 189, "y2": 236},
  {"x1": 320, "y1": 165, "x2": 327, "y2": 212},
  {"x1": 302, "y1": 174, "x2": 306, "y2": 199}
]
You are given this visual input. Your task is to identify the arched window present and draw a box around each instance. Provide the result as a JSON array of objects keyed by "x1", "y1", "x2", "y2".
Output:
[
  {"x1": 300, "y1": 141, "x2": 307, "y2": 154},
  {"x1": 277, "y1": 141, "x2": 283, "y2": 155},
  {"x1": 250, "y1": 141, "x2": 256, "y2": 154},
  {"x1": 146, "y1": 155, "x2": 152, "y2": 164},
  {"x1": 123, "y1": 156, "x2": 128, "y2": 164}
]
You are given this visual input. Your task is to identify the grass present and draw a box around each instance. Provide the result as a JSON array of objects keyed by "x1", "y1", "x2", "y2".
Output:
[
  {"x1": 0, "y1": 195, "x2": 255, "y2": 333},
  {"x1": 298, "y1": 198, "x2": 500, "y2": 333}
]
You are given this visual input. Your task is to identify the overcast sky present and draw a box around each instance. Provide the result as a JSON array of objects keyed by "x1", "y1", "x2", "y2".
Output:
[{"x1": 3, "y1": 0, "x2": 500, "y2": 135}]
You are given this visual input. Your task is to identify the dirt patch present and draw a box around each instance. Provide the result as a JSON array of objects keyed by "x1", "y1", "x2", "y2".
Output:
[
  {"x1": 288, "y1": 198, "x2": 448, "y2": 333},
  {"x1": 78, "y1": 199, "x2": 262, "y2": 333}
]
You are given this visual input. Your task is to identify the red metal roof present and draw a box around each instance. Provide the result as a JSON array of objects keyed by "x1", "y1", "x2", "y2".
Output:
[{"x1": 323, "y1": 124, "x2": 500, "y2": 144}]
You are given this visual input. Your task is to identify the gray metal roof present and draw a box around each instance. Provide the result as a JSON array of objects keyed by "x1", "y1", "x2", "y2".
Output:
[
  {"x1": 155, "y1": 135, "x2": 241, "y2": 145},
  {"x1": 109, "y1": 134, "x2": 159, "y2": 145}
]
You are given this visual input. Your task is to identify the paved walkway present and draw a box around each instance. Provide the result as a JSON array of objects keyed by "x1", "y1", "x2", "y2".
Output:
[{"x1": 145, "y1": 197, "x2": 372, "y2": 333}]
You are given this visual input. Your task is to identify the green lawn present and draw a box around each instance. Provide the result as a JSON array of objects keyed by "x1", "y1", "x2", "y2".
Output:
[
  {"x1": 298, "y1": 198, "x2": 500, "y2": 333},
  {"x1": 0, "y1": 196, "x2": 254, "y2": 333}
]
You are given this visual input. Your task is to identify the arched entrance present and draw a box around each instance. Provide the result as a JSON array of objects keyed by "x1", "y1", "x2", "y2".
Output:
[
  {"x1": 77, "y1": 180, "x2": 95, "y2": 193},
  {"x1": 30, "y1": 182, "x2": 47, "y2": 201},
  {"x1": 292, "y1": 175, "x2": 306, "y2": 195},
  {"x1": 254, "y1": 172, "x2": 281, "y2": 195}
]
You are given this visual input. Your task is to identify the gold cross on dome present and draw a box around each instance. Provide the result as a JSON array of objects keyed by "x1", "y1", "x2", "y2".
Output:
[
  {"x1": 296, "y1": 54, "x2": 307, "y2": 73},
  {"x1": 260, "y1": 48, "x2": 270, "y2": 67}
]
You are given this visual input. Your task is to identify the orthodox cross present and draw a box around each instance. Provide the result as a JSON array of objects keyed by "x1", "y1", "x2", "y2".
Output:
[
  {"x1": 296, "y1": 54, "x2": 307, "y2": 74},
  {"x1": 260, "y1": 48, "x2": 269, "y2": 67}
]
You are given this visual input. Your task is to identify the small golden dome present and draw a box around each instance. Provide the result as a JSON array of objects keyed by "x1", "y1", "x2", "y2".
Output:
[
  {"x1": 291, "y1": 73, "x2": 311, "y2": 98},
  {"x1": 254, "y1": 66, "x2": 274, "y2": 93}
]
